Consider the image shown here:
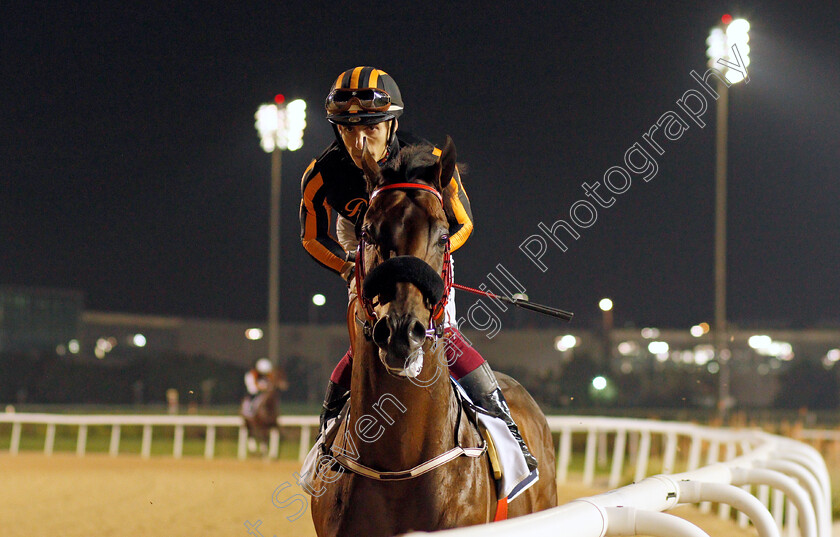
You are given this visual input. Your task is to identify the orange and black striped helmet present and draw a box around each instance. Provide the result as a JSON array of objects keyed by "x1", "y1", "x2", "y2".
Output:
[{"x1": 325, "y1": 66, "x2": 404, "y2": 126}]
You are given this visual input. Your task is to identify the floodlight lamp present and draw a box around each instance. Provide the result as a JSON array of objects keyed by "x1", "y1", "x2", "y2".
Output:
[{"x1": 726, "y1": 18, "x2": 750, "y2": 37}]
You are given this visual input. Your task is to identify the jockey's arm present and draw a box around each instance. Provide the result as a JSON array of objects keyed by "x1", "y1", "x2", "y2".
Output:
[
  {"x1": 244, "y1": 371, "x2": 259, "y2": 396},
  {"x1": 442, "y1": 164, "x2": 474, "y2": 252},
  {"x1": 299, "y1": 160, "x2": 355, "y2": 278}
]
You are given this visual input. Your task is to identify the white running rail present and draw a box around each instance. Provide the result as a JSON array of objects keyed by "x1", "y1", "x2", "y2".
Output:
[
  {"x1": 2, "y1": 413, "x2": 832, "y2": 536},
  {"x1": 0, "y1": 412, "x2": 319, "y2": 461},
  {"x1": 406, "y1": 418, "x2": 832, "y2": 537}
]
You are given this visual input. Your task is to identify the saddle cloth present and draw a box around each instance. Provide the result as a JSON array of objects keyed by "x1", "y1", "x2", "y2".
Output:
[{"x1": 451, "y1": 381, "x2": 536, "y2": 501}]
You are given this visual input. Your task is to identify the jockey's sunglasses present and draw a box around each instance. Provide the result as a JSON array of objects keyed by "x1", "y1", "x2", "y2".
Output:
[{"x1": 326, "y1": 88, "x2": 392, "y2": 114}]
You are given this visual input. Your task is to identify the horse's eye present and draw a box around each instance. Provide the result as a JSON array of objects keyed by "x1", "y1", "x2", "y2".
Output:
[{"x1": 438, "y1": 234, "x2": 450, "y2": 246}]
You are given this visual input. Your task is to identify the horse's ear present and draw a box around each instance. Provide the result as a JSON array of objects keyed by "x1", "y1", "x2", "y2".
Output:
[
  {"x1": 437, "y1": 136, "x2": 457, "y2": 192},
  {"x1": 361, "y1": 138, "x2": 382, "y2": 192}
]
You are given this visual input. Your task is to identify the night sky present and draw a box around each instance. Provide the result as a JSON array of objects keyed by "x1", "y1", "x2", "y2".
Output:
[{"x1": 3, "y1": 1, "x2": 839, "y2": 330}]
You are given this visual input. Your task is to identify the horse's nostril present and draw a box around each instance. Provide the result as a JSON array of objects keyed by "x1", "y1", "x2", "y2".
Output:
[
  {"x1": 372, "y1": 317, "x2": 391, "y2": 348},
  {"x1": 410, "y1": 320, "x2": 427, "y2": 343}
]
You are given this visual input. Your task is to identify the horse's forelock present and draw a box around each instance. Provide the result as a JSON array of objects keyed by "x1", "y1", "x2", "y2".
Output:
[{"x1": 381, "y1": 144, "x2": 438, "y2": 186}]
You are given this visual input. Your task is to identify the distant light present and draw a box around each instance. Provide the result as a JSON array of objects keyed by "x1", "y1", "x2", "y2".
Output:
[
  {"x1": 721, "y1": 13, "x2": 733, "y2": 25},
  {"x1": 598, "y1": 298, "x2": 613, "y2": 312},
  {"x1": 690, "y1": 325, "x2": 704, "y2": 337},
  {"x1": 748, "y1": 335, "x2": 772, "y2": 350},
  {"x1": 255, "y1": 104, "x2": 279, "y2": 152},
  {"x1": 725, "y1": 70, "x2": 746, "y2": 84},
  {"x1": 68, "y1": 340, "x2": 80, "y2": 354},
  {"x1": 95, "y1": 347, "x2": 106, "y2": 359},
  {"x1": 255, "y1": 99, "x2": 307, "y2": 153},
  {"x1": 274, "y1": 94, "x2": 285, "y2": 105},
  {"x1": 245, "y1": 328, "x2": 264, "y2": 340},
  {"x1": 592, "y1": 376, "x2": 607, "y2": 391},
  {"x1": 312, "y1": 293, "x2": 326, "y2": 306},
  {"x1": 641, "y1": 327, "x2": 660, "y2": 339},
  {"x1": 694, "y1": 345, "x2": 715, "y2": 365},
  {"x1": 828, "y1": 349, "x2": 840, "y2": 362},
  {"x1": 132, "y1": 334, "x2": 147, "y2": 347},
  {"x1": 726, "y1": 18, "x2": 751, "y2": 38},
  {"x1": 699, "y1": 322, "x2": 710, "y2": 334},
  {"x1": 56, "y1": 344, "x2": 67, "y2": 356},
  {"x1": 648, "y1": 341, "x2": 669, "y2": 354},
  {"x1": 707, "y1": 362, "x2": 720, "y2": 374},
  {"x1": 707, "y1": 18, "x2": 750, "y2": 84},
  {"x1": 285, "y1": 99, "x2": 308, "y2": 152},
  {"x1": 554, "y1": 334, "x2": 577, "y2": 351},
  {"x1": 774, "y1": 342, "x2": 794, "y2": 361},
  {"x1": 96, "y1": 338, "x2": 114, "y2": 352},
  {"x1": 617, "y1": 341, "x2": 638, "y2": 356}
]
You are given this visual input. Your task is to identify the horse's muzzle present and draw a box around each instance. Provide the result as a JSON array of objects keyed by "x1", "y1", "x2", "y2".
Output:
[{"x1": 371, "y1": 313, "x2": 427, "y2": 377}]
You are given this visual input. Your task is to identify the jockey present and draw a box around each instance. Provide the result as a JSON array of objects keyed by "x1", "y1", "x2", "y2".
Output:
[
  {"x1": 298, "y1": 66, "x2": 537, "y2": 472},
  {"x1": 243, "y1": 358, "x2": 275, "y2": 414}
]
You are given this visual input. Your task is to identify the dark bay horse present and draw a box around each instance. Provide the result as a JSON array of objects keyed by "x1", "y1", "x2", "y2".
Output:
[
  {"x1": 310, "y1": 138, "x2": 556, "y2": 536},
  {"x1": 241, "y1": 371, "x2": 288, "y2": 454}
]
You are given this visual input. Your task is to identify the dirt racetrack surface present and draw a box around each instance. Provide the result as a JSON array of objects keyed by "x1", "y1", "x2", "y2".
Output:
[
  {"x1": 0, "y1": 453, "x2": 758, "y2": 537},
  {"x1": 0, "y1": 453, "x2": 318, "y2": 537}
]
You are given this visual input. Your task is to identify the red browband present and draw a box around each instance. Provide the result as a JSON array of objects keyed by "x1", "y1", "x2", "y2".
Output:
[{"x1": 370, "y1": 183, "x2": 443, "y2": 204}]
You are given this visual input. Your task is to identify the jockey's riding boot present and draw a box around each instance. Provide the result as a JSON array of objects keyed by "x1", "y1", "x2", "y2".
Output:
[
  {"x1": 319, "y1": 380, "x2": 350, "y2": 433},
  {"x1": 459, "y1": 362, "x2": 539, "y2": 473}
]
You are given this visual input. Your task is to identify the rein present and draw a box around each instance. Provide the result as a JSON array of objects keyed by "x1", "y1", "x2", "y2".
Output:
[{"x1": 355, "y1": 182, "x2": 453, "y2": 341}]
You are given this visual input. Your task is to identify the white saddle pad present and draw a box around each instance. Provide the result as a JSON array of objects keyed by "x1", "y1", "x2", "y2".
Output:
[{"x1": 452, "y1": 381, "x2": 535, "y2": 500}]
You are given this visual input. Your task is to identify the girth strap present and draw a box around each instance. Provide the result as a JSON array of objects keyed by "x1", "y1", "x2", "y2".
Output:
[{"x1": 332, "y1": 442, "x2": 486, "y2": 481}]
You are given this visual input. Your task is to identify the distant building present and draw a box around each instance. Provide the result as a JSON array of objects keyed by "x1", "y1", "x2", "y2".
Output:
[
  {"x1": 3, "y1": 286, "x2": 839, "y2": 407},
  {"x1": 0, "y1": 286, "x2": 83, "y2": 353}
]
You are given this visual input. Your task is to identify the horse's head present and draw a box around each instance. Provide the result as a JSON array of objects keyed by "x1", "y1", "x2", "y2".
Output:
[{"x1": 357, "y1": 137, "x2": 457, "y2": 378}]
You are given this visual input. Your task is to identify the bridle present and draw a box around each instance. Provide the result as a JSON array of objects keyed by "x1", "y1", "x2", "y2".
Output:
[
  {"x1": 354, "y1": 182, "x2": 453, "y2": 341},
  {"x1": 338, "y1": 182, "x2": 487, "y2": 483}
]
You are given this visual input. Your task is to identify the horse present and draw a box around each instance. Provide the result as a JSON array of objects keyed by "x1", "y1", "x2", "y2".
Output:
[
  {"x1": 310, "y1": 137, "x2": 557, "y2": 536},
  {"x1": 241, "y1": 371, "x2": 288, "y2": 455}
]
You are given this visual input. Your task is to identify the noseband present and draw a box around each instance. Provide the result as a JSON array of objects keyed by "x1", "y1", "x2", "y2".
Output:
[{"x1": 355, "y1": 182, "x2": 453, "y2": 341}]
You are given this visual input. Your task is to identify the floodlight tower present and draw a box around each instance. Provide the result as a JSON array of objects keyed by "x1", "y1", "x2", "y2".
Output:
[
  {"x1": 706, "y1": 15, "x2": 750, "y2": 419},
  {"x1": 254, "y1": 95, "x2": 307, "y2": 366}
]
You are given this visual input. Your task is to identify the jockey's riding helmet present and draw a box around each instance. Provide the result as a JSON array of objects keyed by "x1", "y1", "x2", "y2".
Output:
[
  {"x1": 325, "y1": 66, "x2": 403, "y2": 126},
  {"x1": 256, "y1": 358, "x2": 273, "y2": 374}
]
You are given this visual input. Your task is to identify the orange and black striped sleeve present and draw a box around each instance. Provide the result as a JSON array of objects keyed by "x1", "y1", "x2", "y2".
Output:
[{"x1": 299, "y1": 160, "x2": 348, "y2": 274}]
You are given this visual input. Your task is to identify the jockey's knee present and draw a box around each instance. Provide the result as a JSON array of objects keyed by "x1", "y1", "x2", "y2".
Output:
[
  {"x1": 443, "y1": 328, "x2": 486, "y2": 380},
  {"x1": 329, "y1": 347, "x2": 353, "y2": 389}
]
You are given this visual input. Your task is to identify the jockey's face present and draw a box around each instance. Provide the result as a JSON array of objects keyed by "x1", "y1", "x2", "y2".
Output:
[{"x1": 337, "y1": 119, "x2": 395, "y2": 169}]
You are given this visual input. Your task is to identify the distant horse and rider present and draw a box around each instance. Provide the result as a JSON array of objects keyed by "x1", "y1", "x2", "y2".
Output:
[
  {"x1": 241, "y1": 358, "x2": 288, "y2": 454},
  {"x1": 305, "y1": 139, "x2": 558, "y2": 536}
]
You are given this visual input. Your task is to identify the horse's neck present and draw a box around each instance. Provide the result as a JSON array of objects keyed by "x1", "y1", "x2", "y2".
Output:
[{"x1": 350, "y1": 341, "x2": 456, "y2": 470}]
